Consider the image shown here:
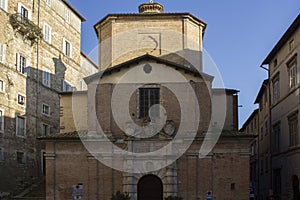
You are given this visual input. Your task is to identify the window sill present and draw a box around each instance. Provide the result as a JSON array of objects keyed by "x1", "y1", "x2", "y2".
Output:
[
  {"x1": 16, "y1": 135, "x2": 26, "y2": 138},
  {"x1": 288, "y1": 144, "x2": 300, "y2": 150}
]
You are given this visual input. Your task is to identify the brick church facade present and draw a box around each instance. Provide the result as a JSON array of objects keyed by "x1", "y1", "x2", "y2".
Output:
[{"x1": 41, "y1": 2, "x2": 253, "y2": 200}]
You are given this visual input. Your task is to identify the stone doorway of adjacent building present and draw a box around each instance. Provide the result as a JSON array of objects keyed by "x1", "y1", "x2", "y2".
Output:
[
  {"x1": 292, "y1": 175, "x2": 299, "y2": 200},
  {"x1": 137, "y1": 174, "x2": 163, "y2": 200}
]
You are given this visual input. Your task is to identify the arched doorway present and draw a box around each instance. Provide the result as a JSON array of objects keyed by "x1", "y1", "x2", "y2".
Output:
[
  {"x1": 137, "y1": 174, "x2": 163, "y2": 200},
  {"x1": 292, "y1": 175, "x2": 299, "y2": 200}
]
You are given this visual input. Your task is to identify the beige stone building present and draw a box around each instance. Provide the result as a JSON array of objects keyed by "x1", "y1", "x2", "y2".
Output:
[
  {"x1": 242, "y1": 13, "x2": 300, "y2": 200},
  {"x1": 0, "y1": 0, "x2": 96, "y2": 196},
  {"x1": 240, "y1": 108, "x2": 259, "y2": 199},
  {"x1": 41, "y1": 2, "x2": 254, "y2": 200},
  {"x1": 241, "y1": 78, "x2": 271, "y2": 199},
  {"x1": 254, "y1": 79, "x2": 271, "y2": 200},
  {"x1": 261, "y1": 14, "x2": 300, "y2": 200}
]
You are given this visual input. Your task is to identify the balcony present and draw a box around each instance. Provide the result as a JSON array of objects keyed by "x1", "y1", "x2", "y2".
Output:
[{"x1": 9, "y1": 13, "x2": 42, "y2": 42}]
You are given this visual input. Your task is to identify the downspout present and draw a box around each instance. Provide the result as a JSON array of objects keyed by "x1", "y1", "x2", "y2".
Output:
[{"x1": 34, "y1": 0, "x2": 41, "y2": 177}]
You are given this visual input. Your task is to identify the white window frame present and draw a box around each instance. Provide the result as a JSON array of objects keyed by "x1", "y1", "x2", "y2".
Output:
[
  {"x1": 273, "y1": 76, "x2": 280, "y2": 103},
  {"x1": 43, "y1": 23, "x2": 52, "y2": 44},
  {"x1": 0, "y1": 43, "x2": 6, "y2": 64},
  {"x1": 0, "y1": 109, "x2": 4, "y2": 133},
  {"x1": 0, "y1": 79, "x2": 4, "y2": 93},
  {"x1": 45, "y1": 0, "x2": 51, "y2": 6},
  {"x1": 16, "y1": 115, "x2": 26, "y2": 137},
  {"x1": 42, "y1": 67, "x2": 51, "y2": 87},
  {"x1": 42, "y1": 103, "x2": 50, "y2": 116},
  {"x1": 289, "y1": 64, "x2": 297, "y2": 89},
  {"x1": 17, "y1": 93, "x2": 26, "y2": 105},
  {"x1": 16, "y1": 53, "x2": 30, "y2": 75},
  {"x1": 17, "y1": 3, "x2": 32, "y2": 20},
  {"x1": 288, "y1": 56, "x2": 297, "y2": 89},
  {"x1": 0, "y1": 147, "x2": 4, "y2": 161},
  {"x1": 61, "y1": 79, "x2": 73, "y2": 92},
  {"x1": 65, "y1": 8, "x2": 70, "y2": 23},
  {"x1": 62, "y1": 38, "x2": 72, "y2": 58},
  {"x1": 0, "y1": 0, "x2": 8, "y2": 12}
]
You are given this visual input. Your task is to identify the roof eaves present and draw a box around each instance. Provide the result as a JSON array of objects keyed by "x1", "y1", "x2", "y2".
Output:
[
  {"x1": 84, "y1": 54, "x2": 213, "y2": 84},
  {"x1": 93, "y1": 12, "x2": 207, "y2": 38},
  {"x1": 80, "y1": 51, "x2": 99, "y2": 69},
  {"x1": 239, "y1": 109, "x2": 259, "y2": 132},
  {"x1": 62, "y1": 0, "x2": 86, "y2": 21},
  {"x1": 261, "y1": 14, "x2": 300, "y2": 66},
  {"x1": 254, "y1": 79, "x2": 269, "y2": 104}
]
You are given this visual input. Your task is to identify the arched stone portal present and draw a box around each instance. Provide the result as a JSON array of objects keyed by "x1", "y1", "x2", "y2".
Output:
[{"x1": 137, "y1": 174, "x2": 163, "y2": 200}]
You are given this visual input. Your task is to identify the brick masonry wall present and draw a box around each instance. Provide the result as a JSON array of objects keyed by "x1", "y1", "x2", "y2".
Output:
[{"x1": 45, "y1": 137, "x2": 251, "y2": 200}]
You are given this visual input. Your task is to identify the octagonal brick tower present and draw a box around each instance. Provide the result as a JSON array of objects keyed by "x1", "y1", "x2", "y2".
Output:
[{"x1": 94, "y1": 1, "x2": 206, "y2": 71}]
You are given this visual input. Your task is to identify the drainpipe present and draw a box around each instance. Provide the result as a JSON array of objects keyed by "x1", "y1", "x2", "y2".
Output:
[{"x1": 35, "y1": 0, "x2": 41, "y2": 177}]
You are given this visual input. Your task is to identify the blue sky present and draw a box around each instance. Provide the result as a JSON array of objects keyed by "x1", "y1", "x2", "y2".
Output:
[{"x1": 68, "y1": 0, "x2": 300, "y2": 127}]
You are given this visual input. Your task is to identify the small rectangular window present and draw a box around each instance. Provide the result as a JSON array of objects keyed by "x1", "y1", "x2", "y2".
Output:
[
  {"x1": 20, "y1": 6, "x2": 28, "y2": 18},
  {"x1": 289, "y1": 113, "x2": 298, "y2": 147},
  {"x1": 16, "y1": 116, "x2": 25, "y2": 137},
  {"x1": 45, "y1": 0, "x2": 51, "y2": 6},
  {"x1": 273, "y1": 75, "x2": 280, "y2": 103},
  {"x1": 63, "y1": 39, "x2": 72, "y2": 58},
  {"x1": 42, "y1": 104, "x2": 50, "y2": 116},
  {"x1": 273, "y1": 123, "x2": 280, "y2": 153},
  {"x1": 0, "y1": 147, "x2": 4, "y2": 161},
  {"x1": 44, "y1": 23, "x2": 52, "y2": 44},
  {"x1": 289, "y1": 40, "x2": 294, "y2": 51},
  {"x1": 260, "y1": 126, "x2": 264, "y2": 140},
  {"x1": 0, "y1": 80, "x2": 4, "y2": 92},
  {"x1": 65, "y1": 9, "x2": 70, "y2": 23},
  {"x1": 17, "y1": 3, "x2": 31, "y2": 20},
  {"x1": 230, "y1": 183, "x2": 235, "y2": 190},
  {"x1": 264, "y1": 91, "x2": 267, "y2": 105},
  {"x1": 288, "y1": 56, "x2": 297, "y2": 89},
  {"x1": 259, "y1": 99, "x2": 263, "y2": 110},
  {"x1": 17, "y1": 54, "x2": 26, "y2": 74},
  {"x1": 0, "y1": 109, "x2": 4, "y2": 132},
  {"x1": 0, "y1": 0, "x2": 8, "y2": 12},
  {"x1": 139, "y1": 88, "x2": 160, "y2": 119},
  {"x1": 42, "y1": 69, "x2": 51, "y2": 87},
  {"x1": 265, "y1": 121, "x2": 268, "y2": 135},
  {"x1": 17, "y1": 94, "x2": 25, "y2": 105},
  {"x1": 16, "y1": 151, "x2": 25, "y2": 164},
  {"x1": 273, "y1": 59, "x2": 278, "y2": 68},
  {"x1": 61, "y1": 79, "x2": 73, "y2": 92},
  {"x1": 42, "y1": 123, "x2": 49, "y2": 136},
  {"x1": 0, "y1": 43, "x2": 6, "y2": 63}
]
